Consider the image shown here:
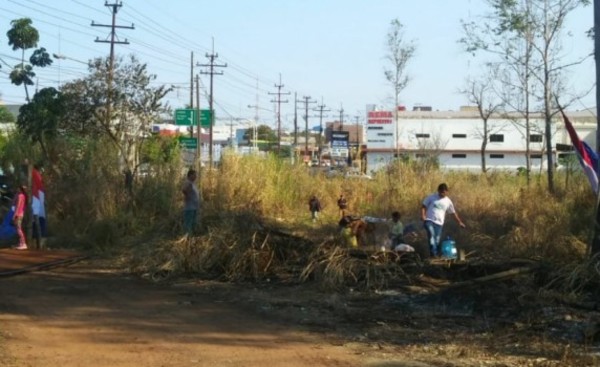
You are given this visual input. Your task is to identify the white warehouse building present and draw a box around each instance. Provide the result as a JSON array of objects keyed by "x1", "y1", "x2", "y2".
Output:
[{"x1": 365, "y1": 107, "x2": 597, "y2": 173}]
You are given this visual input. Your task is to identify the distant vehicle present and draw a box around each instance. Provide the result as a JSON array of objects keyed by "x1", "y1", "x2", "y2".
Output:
[{"x1": 344, "y1": 171, "x2": 372, "y2": 180}]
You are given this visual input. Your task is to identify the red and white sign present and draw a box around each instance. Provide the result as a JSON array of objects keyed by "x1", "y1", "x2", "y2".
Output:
[{"x1": 367, "y1": 111, "x2": 393, "y2": 124}]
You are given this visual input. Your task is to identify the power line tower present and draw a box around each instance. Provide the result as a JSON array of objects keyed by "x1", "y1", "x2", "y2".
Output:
[
  {"x1": 92, "y1": 1, "x2": 134, "y2": 127},
  {"x1": 298, "y1": 96, "x2": 317, "y2": 162},
  {"x1": 269, "y1": 75, "x2": 290, "y2": 156},
  {"x1": 313, "y1": 99, "x2": 330, "y2": 165},
  {"x1": 198, "y1": 41, "x2": 227, "y2": 169}
]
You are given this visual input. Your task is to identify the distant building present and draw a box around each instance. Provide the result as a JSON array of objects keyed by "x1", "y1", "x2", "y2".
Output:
[{"x1": 364, "y1": 106, "x2": 596, "y2": 173}]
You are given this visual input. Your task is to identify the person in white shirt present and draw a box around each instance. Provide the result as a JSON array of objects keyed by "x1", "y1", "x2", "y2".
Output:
[{"x1": 421, "y1": 183, "x2": 465, "y2": 257}]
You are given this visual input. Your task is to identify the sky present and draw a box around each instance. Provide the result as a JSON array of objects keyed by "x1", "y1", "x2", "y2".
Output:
[{"x1": 0, "y1": 0, "x2": 595, "y2": 130}]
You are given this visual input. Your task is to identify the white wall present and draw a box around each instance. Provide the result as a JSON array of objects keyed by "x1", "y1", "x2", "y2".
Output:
[{"x1": 365, "y1": 110, "x2": 593, "y2": 173}]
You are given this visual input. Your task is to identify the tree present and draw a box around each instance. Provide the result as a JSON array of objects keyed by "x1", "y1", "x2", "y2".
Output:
[
  {"x1": 6, "y1": 18, "x2": 53, "y2": 102},
  {"x1": 60, "y1": 55, "x2": 172, "y2": 180},
  {"x1": 384, "y1": 19, "x2": 416, "y2": 158},
  {"x1": 459, "y1": 66, "x2": 505, "y2": 173},
  {"x1": 243, "y1": 124, "x2": 277, "y2": 144},
  {"x1": 0, "y1": 105, "x2": 15, "y2": 123},
  {"x1": 16, "y1": 87, "x2": 64, "y2": 160},
  {"x1": 461, "y1": 0, "x2": 591, "y2": 193}
]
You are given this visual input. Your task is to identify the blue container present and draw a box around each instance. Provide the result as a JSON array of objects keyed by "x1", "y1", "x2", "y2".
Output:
[{"x1": 441, "y1": 237, "x2": 458, "y2": 259}]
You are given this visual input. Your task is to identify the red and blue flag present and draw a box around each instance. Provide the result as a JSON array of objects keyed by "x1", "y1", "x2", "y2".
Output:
[{"x1": 560, "y1": 109, "x2": 599, "y2": 194}]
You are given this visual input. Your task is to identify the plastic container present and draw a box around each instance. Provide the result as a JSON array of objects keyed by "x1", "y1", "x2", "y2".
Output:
[{"x1": 441, "y1": 236, "x2": 458, "y2": 259}]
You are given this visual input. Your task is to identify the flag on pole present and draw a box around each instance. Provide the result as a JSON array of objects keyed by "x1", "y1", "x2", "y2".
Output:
[{"x1": 560, "y1": 109, "x2": 599, "y2": 194}]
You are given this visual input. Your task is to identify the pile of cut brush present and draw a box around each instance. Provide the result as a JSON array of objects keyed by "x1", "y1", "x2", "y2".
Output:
[{"x1": 125, "y1": 213, "x2": 600, "y2": 306}]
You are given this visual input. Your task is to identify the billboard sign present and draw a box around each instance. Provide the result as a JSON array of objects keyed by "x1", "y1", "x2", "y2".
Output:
[
  {"x1": 331, "y1": 131, "x2": 349, "y2": 148},
  {"x1": 366, "y1": 110, "x2": 395, "y2": 149}
]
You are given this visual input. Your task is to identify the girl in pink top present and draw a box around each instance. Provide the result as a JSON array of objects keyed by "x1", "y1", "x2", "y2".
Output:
[{"x1": 13, "y1": 185, "x2": 27, "y2": 250}]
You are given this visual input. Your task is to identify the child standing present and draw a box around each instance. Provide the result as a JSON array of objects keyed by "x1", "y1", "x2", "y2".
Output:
[
  {"x1": 308, "y1": 195, "x2": 322, "y2": 222},
  {"x1": 337, "y1": 193, "x2": 348, "y2": 217},
  {"x1": 13, "y1": 185, "x2": 27, "y2": 250},
  {"x1": 389, "y1": 211, "x2": 404, "y2": 249}
]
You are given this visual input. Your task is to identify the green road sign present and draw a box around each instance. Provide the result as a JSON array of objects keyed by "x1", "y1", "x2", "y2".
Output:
[
  {"x1": 175, "y1": 109, "x2": 213, "y2": 127},
  {"x1": 199, "y1": 109, "x2": 212, "y2": 127},
  {"x1": 175, "y1": 109, "x2": 196, "y2": 126},
  {"x1": 178, "y1": 136, "x2": 197, "y2": 149}
]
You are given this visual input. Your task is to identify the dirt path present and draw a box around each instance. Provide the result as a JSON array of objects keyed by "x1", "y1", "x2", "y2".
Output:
[{"x1": 0, "y1": 260, "x2": 368, "y2": 367}]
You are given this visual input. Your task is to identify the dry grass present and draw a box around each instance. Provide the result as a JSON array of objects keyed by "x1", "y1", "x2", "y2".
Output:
[{"x1": 20, "y1": 146, "x2": 596, "y2": 293}]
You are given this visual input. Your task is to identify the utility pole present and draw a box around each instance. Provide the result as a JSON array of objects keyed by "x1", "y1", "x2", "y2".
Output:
[
  {"x1": 92, "y1": 1, "x2": 134, "y2": 129},
  {"x1": 190, "y1": 52, "x2": 194, "y2": 108},
  {"x1": 354, "y1": 114, "x2": 362, "y2": 168},
  {"x1": 298, "y1": 96, "x2": 317, "y2": 162},
  {"x1": 188, "y1": 52, "x2": 195, "y2": 139},
  {"x1": 338, "y1": 105, "x2": 345, "y2": 131},
  {"x1": 199, "y1": 40, "x2": 227, "y2": 169},
  {"x1": 195, "y1": 74, "x2": 201, "y2": 168},
  {"x1": 253, "y1": 77, "x2": 259, "y2": 151},
  {"x1": 269, "y1": 74, "x2": 290, "y2": 156},
  {"x1": 314, "y1": 98, "x2": 330, "y2": 165},
  {"x1": 293, "y1": 92, "x2": 298, "y2": 146}
]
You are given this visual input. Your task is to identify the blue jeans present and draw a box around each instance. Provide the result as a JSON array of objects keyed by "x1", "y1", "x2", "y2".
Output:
[
  {"x1": 423, "y1": 220, "x2": 442, "y2": 257},
  {"x1": 183, "y1": 210, "x2": 197, "y2": 235}
]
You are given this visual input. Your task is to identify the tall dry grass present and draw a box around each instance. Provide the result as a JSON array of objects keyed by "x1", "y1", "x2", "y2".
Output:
[{"x1": 18, "y1": 143, "x2": 596, "y2": 292}]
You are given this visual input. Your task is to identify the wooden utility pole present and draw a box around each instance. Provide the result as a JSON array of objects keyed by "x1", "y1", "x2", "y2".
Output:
[
  {"x1": 92, "y1": 1, "x2": 134, "y2": 130},
  {"x1": 269, "y1": 74, "x2": 290, "y2": 156},
  {"x1": 293, "y1": 92, "x2": 298, "y2": 147},
  {"x1": 338, "y1": 105, "x2": 345, "y2": 131},
  {"x1": 314, "y1": 99, "x2": 330, "y2": 165},
  {"x1": 199, "y1": 41, "x2": 227, "y2": 169},
  {"x1": 298, "y1": 96, "x2": 316, "y2": 162},
  {"x1": 196, "y1": 74, "x2": 202, "y2": 169},
  {"x1": 190, "y1": 52, "x2": 194, "y2": 109}
]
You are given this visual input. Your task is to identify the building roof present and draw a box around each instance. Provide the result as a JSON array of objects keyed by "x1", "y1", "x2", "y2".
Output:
[{"x1": 392, "y1": 108, "x2": 597, "y2": 121}]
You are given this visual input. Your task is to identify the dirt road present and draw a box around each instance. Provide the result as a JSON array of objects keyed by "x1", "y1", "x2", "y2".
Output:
[
  {"x1": 2, "y1": 258, "x2": 598, "y2": 367},
  {"x1": 0, "y1": 260, "x2": 368, "y2": 367}
]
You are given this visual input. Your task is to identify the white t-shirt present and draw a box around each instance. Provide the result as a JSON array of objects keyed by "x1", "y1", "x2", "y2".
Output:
[{"x1": 422, "y1": 193, "x2": 455, "y2": 225}]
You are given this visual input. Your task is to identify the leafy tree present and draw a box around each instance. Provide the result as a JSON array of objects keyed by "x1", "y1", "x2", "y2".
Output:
[
  {"x1": 243, "y1": 124, "x2": 277, "y2": 145},
  {"x1": 6, "y1": 18, "x2": 53, "y2": 102},
  {"x1": 60, "y1": 55, "x2": 172, "y2": 178},
  {"x1": 384, "y1": 19, "x2": 416, "y2": 156},
  {"x1": 0, "y1": 105, "x2": 15, "y2": 123},
  {"x1": 16, "y1": 87, "x2": 64, "y2": 160}
]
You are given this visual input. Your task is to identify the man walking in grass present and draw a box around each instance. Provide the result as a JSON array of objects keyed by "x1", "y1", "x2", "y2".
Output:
[
  {"x1": 182, "y1": 169, "x2": 200, "y2": 235},
  {"x1": 421, "y1": 183, "x2": 465, "y2": 257}
]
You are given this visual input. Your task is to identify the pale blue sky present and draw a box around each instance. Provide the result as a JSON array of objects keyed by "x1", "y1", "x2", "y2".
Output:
[{"x1": 0, "y1": 0, "x2": 595, "y2": 129}]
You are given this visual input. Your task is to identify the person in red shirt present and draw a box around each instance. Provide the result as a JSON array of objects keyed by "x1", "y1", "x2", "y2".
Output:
[{"x1": 31, "y1": 163, "x2": 46, "y2": 238}]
